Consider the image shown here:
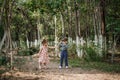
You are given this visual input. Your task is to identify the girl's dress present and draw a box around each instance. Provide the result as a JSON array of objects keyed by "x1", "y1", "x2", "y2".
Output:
[{"x1": 38, "y1": 46, "x2": 49, "y2": 64}]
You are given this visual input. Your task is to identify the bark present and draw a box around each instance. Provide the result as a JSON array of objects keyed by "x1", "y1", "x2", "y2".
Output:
[
  {"x1": 37, "y1": 9, "x2": 41, "y2": 47},
  {"x1": 111, "y1": 35, "x2": 115, "y2": 63},
  {"x1": 93, "y1": 13, "x2": 98, "y2": 45},
  {"x1": 93, "y1": 1, "x2": 98, "y2": 46},
  {"x1": 0, "y1": 32, "x2": 7, "y2": 50},
  {"x1": 69, "y1": 3, "x2": 73, "y2": 39},
  {"x1": 74, "y1": 0, "x2": 82, "y2": 57},
  {"x1": 4, "y1": 0, "x2": 12, "y2": 50},
  {"x1": 4, "y1": 0, "x2": 16, "y2": 69},
  {"x1": 26, "y1": 37, "x2": 29, "y2": 48},
  {"x1": 54, "y1": 16, "x2": 58, "y2": 57},
  {"x1": 76, "y1": 36, "x2": 81, "y2": 57},
  {"x1": 61, "y1": 13, "x2": 64, "y2": 35},
  {"x1": 100, "y1": 0, "x2": 106, "y2": 56},
  {"x1": 100, "y1": 0, "x2": 106, "y2": 36}
]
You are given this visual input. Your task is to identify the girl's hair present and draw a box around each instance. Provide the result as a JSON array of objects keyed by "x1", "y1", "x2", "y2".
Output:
[
  {"x1": 42, "y1": 39, "x2": 47, "y2": 45},
  {"x1": 62, "y1": 37, "x2": 68, "y2": 41}
]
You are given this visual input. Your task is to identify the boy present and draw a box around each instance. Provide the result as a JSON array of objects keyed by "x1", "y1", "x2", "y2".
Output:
[{"x1": 59, "y1": 37, "x2": 68, "y2": 69}]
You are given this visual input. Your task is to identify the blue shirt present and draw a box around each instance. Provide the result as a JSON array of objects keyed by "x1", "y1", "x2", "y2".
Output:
[{"x1": 59, "y1": 43, "x2": 68, "y2": 51}]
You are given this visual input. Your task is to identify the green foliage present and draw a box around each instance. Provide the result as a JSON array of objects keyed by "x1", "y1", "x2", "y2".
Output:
[
  {"x1": 0, "y1": 56, "x2": 10, "y2": 66},
  {"x1": 17, "y1": 47, "x2": 39, "y2": 56},
  {"x1": 82, "y1": 45, "x2": 102, "y2": 61},
  {"x1": 29, "y1": 47, "x2": 39, "y2": 53},
  {"x1": 105, "y1": 0, "x2": 120, "y2": 45},
  {"x1": 68, "y1": 43, "x2": 77, "y2": 58},
  {"x1": 106, "y1": 0, "x2": 120, "y2": 19},
  {"x1": 19, "y1": 50, "x2": 33, "y2": 56}
]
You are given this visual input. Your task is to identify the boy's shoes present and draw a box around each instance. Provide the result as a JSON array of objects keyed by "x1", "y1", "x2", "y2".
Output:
[
  {"x1": 59, "y1": 66, "x2": 68, "y2": 69},
  {"x1": 59, "y1": 66, "x2": 62, "y2": 69},
  {"x1": 66, "y1": 66, "x2": 68, "y2": 69}
]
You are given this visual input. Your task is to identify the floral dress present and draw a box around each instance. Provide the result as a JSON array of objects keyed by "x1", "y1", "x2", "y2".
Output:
[{"x1": 38, "y1": 46, "x2": 49, "y2": 64}]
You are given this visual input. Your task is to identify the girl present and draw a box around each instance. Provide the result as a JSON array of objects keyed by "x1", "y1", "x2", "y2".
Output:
[{"x1": 38, "y1": 39, "x2": 55, "y2": 69}]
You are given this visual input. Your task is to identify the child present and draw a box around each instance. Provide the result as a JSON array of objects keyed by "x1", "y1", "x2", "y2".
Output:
[
  {"x1": 38, "y1": 39, "x2": 55, "y2": 69},
  {"x1": 59, "y1": 37, "x2": 69, "y2": 69}
]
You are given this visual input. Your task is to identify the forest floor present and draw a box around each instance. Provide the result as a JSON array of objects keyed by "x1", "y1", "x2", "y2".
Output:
[{"x1": 0, "y1": 54, "x2": 120, "y2": 80}]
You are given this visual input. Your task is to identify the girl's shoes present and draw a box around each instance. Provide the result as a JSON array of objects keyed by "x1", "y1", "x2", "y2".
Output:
[
  {"x1": 39, "y1": 65, "x2": 48, "y2": 69},
  {"x1": 39, "y1": 66, "x2": 41, "y2": 69},
  {"x1": 43, "y1": 66, "x2": 47, "y2": 69}
]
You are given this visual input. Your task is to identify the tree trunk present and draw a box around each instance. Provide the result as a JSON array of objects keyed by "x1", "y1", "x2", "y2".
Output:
[
  {"x1": 93, "y1": 5, "x2": 98, "y2": 46},
  {"x1": 0, "y1": 32, "x2": 7, "y2": 50},
  {"x1": 3, "y1": 0, "x2": 14, "y2": 69},
  {"x1": 26, "y1": 36, "x2": 29, "y2": 48},
  {"x1": 111, "y1": 34, "x2": 115, "y2": 63},
  {"x1": 54, "y1": 15, "x2": 58, "y2": 57},
  {"x1": 61, "y1": 13, "x2": 64, "y2": 35},
  {"x1": 74, "y1": 0, "x2": 82, "y2": 57},
  {"x1": 99, "y1": 0, "x2": 106, "y2": 56},
  {"x1": 37, "y1": 9, "x2": 41, "y2": 48}
]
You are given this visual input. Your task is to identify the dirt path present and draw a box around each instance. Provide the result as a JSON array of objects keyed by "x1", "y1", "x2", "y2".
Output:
[{"x1": 1, "y1": 56, "x2": 120, "y2": 80}]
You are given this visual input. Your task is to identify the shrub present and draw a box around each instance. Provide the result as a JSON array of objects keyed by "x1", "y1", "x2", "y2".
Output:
[
  {"x1": 0, "y1": 55, "x2": 10, "y2": 66},
  {"x1": 29, "y1": 47, "x2": 39, "y2": 53},
  {"x1": 68, "y1": 43, "x2": 77, "y2": 58},
  {"x1": 84, "y1": 46, "x2": 102, "y2": 61},
  {"x1": 17, "y1": 47, "x2": 39, "y2": 56},
  {"x1": 18, "y1": 49, "x2": 30, "y2": 56}
]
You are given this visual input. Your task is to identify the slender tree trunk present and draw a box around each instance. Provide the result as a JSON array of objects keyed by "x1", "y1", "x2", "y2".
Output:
[
  {"x1": 111, "y1": 34, "x2": 115, "y2": 63},
  {"x1": 93, "y1": 0, "x2": 98, "y2": 46},
  {"x1": 100, "y1": 0, "x2": 106, "y2": 56},
  {"x1": 54, "y1": 15, "x2": 58, "y2": 57},
  {"x1": 74, "y1": 0, "x2": 82, "y2": 57},
  {"x1": 37, "y1": 9, "x2": 41, "y2": 47},
  {"x1": 61, "y1": 13, "x2": 64, "y2": 35},
  {"x1": 4, "y1": 0, "x2": 14, "y2": 69},
  {"x1": 0, "y1": 32, "x2": 7, "y2": 50},
  {"x1": 85, "y1": 0, "x2": 88, "y2": 47},
  {"x1": 97, "y1": 4, "x2": 103, "y2": 56},
  {"x1": 26, "y1": 36, "x2": 29, "y2": 48},
  {"x1": 66, "y1": 0, "x2": 73, "y2": 44}
]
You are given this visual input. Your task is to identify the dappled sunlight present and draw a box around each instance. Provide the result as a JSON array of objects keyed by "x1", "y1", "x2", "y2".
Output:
[{"x1": 1, "y1": 56, "x2": 120, "y2": 80}]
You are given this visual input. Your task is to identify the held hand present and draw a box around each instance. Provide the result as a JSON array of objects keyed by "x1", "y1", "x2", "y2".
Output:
[
  {"x1": 48, "y1": 46, "x2": 56, "y2": 49},
  {"x1": 55, "y1": 46, "x2": 58, "y2": 48}
]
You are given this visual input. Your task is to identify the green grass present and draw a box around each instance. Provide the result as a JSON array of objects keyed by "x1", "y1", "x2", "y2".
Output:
[{"x1": 69, "y1": 58, "x2": 120, "y2": 73}]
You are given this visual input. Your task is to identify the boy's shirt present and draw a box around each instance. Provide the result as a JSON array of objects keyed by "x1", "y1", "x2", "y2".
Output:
[{"x1": 59, "y1": 42, "x2": 68, "y2": 51}]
